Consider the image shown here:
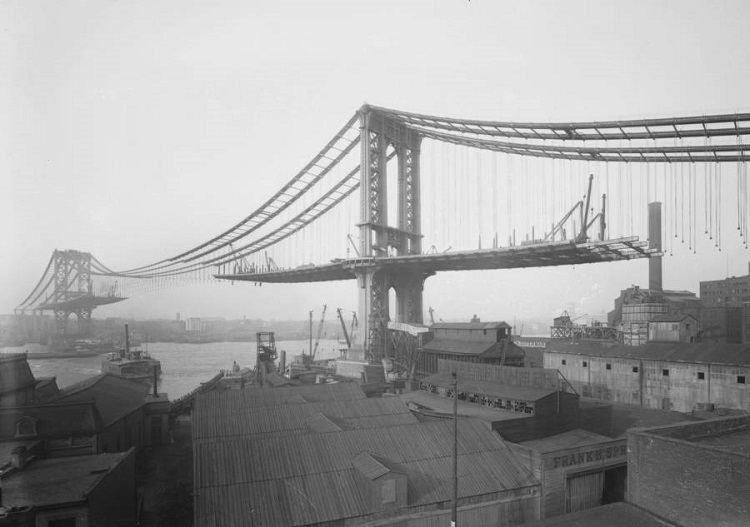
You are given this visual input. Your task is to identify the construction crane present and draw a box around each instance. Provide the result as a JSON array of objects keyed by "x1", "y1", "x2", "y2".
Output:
[
  {"x1": 312, "y1": 304, "x2": 327, "y2": 361},
  {"x1": 428, "y1": 307, "x2": 443, "y2": 325},
  {"x1": 336, "y1": 308, "x2": 358, "y2": 350}
]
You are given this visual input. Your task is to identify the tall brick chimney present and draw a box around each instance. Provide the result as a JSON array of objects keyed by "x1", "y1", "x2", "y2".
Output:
[{"x1": 648, "y1": 202, "x2": 663, "y2": 293}]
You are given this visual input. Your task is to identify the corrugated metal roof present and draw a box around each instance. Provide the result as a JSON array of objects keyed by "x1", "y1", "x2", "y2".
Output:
[
  {"x1": 423, "y1": 339, "x2": 525, "y2": 359},
  {"x1": 421, "y1": 372, "x2": 558, "y2": 401},
  {"x1": 195, "y1": 382, "x2": 365, "y2": 413},
  {"x1": 432, "y1": 322, "x2": 512, "y2": 330},
  {"x1": 194, "y1": 419, "x2": 539, "y2": 527},
  {"x1": 546, "y1": 341, "x2": 750, "y2": 367},
  {"x1": 3, "y1": 450, "x2": 132, "y2": 508},
  {"x1": 352, "y1": 451, "x2": 400, "y2": 479},
  {"x1": 305, "y1": 412, "x2": 356, "y2": 433},
  {"x1": 423, "y1": 338, "x2": 498, "y2": 356},
  {"x1": 193, "y1": 396, "x2": 417, "y2": 441},
  {"x1": 519, "y1": 429, "x2": 614, "y2": 453},
  {"x1": 51, "y1": 373, "x2": 149, "y2": 425}
]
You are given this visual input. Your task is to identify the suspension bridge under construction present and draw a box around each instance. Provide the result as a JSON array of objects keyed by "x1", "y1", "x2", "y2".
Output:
[{"x1": 15, "y1": 104, "x2": 750, "y2": 362}]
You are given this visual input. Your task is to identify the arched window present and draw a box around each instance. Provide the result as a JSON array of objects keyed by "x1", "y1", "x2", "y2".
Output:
[{"x1": 16, "y1": 417, "x2": 37, "y2": 438}]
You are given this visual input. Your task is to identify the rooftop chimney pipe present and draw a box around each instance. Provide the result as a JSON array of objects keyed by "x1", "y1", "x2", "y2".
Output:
[{"x1": 648, "y1": 202, "x2": 663, "y2": 293}]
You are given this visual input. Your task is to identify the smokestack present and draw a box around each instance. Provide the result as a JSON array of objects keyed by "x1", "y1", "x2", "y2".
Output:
[
  {"x1": 648, "y1": 202, "x2": 663, "y2": 292},
  {"x1": 124, "y1": 324, "x2": 130, "y2": 353},
  {"x1": 153, "y1": 365, "x2": 158, "y2": 397}
]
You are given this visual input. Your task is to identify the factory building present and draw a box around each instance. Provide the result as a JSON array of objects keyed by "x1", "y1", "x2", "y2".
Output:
[
  {"x1": 699, "y1": 265, "x2": 750, "y2": 343},
  {"x1": 415, "y1": 321, "x2": 525, "y2": 377},
  {"x1": 543, "y1": 342, "x2": 750, "y2": 412}
]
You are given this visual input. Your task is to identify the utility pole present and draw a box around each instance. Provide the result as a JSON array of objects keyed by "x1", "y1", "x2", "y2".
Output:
[
  {"x1": 309, "y1": 310, "x2": 313, "y2": 356},
  {"x1": 451, "y1": 371, "x2": 458, "y2": 527}
]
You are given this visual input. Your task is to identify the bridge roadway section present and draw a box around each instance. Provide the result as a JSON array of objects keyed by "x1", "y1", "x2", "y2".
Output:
[{"x1": 216, "y1": 237, "x2": 659, "y2": 284}]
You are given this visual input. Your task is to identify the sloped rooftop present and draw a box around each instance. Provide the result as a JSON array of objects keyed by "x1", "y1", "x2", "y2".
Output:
[
  {"x1": 2, "y1": 450, "x2": 132, "y2": 508},
  {"x1": 193, "y1": 395, "x2": 417, "y2": 442},
  {"x1": 546, "y1": 341, "x2": 750, "y2": 367},
  {"x1": 194, "y1": 419, "x2": 539, "y2": 527},
  {"x1": 195, "y1": 382, "x2": 365, "y2": 414},
  {"x1": 51, "y1": 373, "x2": 150, "y2": 426}
]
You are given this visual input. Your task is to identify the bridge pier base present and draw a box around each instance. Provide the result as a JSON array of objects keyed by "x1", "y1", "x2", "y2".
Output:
[
  {"x1": 353, "y1": 267, "x2": 432, "y2": 364},
  {"x1": 53, "y1": 307, "x2": 92, "y2": 337}
]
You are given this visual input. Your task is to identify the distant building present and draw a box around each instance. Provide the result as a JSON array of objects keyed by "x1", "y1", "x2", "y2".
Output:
[
  {"x1": 700, "y1": 265, "x2": 750, "y2": 306},
  {"x1": 608, "y1": 287, "x2": 700, "y2": 346},
  {"x1": 185, "y1": 317, "x2": 202, "y2": 332},
  {"x1": 699, "y1": 268, "x2": 750, "y2": 342}
]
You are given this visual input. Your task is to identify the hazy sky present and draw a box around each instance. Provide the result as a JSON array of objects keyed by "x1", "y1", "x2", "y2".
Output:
[{"x1": 3, "y1": 1, "x2": 750, "y2": 325}]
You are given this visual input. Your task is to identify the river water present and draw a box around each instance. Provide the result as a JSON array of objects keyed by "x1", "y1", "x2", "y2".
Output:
[{"x1": 3, "y1": 339, "x2": 344, "y2": 400}]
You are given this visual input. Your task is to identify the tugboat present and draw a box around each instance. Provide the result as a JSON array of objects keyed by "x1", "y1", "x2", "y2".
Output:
[{"x1": 101, "y1": 324, "x2": 161, "y2": 382}]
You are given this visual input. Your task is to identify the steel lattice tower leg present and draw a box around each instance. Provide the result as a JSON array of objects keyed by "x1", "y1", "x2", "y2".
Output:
[{"x1": 356, "y1": 107, "x2": 426, "y2": 362}]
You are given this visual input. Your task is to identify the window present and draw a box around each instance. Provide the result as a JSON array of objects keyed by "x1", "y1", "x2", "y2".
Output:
[
  {"x1": 561, "y1": 359, "x2": 566, "y2": 365},
  {"x1": 698, "y1": 372, "x2": 705, "y2": 380},
  {"x1": 606, "y1": 363, "x2": 612, "y2": 370},
  {"x1": 381, "y1": 479, "x2": 396, "y2": 504},
  {"x1": 15, "y1": 417, "x2": 37, "y2": 438},
  {"x1": 583, "y1": 361, "x2": 588, "y2": 368},
  {"x1": 48, "y1": 518, "x2": 76, "y2": 527},
  {"x1": 738, "y1": 376, "x2": 746, "y2": 385},
  {"x1": 662, "y1": 369, "x2": 670, "y2": 377},
  {"x1": 632, "y1": 366, "x2": 639, "y2": 373}
]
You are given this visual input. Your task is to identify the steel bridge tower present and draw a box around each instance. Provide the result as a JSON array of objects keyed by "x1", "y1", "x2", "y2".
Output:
[
  {"x1": 355, "y1": 107, "x2": 433, "y2": 361},
  {"x1": 50, "y1": 250, "x2": 94, "y2": 335}
]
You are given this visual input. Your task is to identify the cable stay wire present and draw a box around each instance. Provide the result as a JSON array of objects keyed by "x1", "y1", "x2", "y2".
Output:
[{"x1": 116, "y1": 113, "x2": 360, "y2": 275}]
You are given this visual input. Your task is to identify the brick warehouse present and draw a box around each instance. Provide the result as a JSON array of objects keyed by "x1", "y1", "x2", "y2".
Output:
[
  {"x1": 521, "y1": 415, "x2": 750, "y2": 527},
  {"x1": 543, "y1": 342, "x2": 750, "y2": 412}
]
